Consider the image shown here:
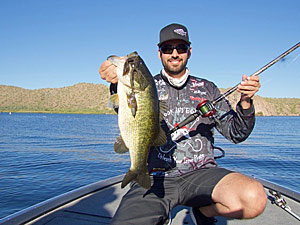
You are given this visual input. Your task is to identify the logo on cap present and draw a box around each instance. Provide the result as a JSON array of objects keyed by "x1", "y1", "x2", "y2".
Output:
[{"x1": 173, "y1": 28, "x2": 187, "y2": 37}]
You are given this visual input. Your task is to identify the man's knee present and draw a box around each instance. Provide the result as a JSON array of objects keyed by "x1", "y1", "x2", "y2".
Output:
[
  {"x1": 212, "y1": 173, "x2": 267, "y2": 219},
  {"x1": 241, "y1": 180, "x2": 267, "y2": 218}
]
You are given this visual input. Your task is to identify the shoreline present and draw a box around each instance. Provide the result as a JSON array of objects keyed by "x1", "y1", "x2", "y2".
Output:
[
  {"x1": 1, "y1": 111, "x2": 298, "y2": 117},
  {"x1": 0, "y1": 110, "x2": 116, "y2": 115}
]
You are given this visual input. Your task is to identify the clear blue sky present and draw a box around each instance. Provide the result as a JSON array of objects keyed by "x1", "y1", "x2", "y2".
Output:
[{"x1": 1, "y1": 0, "x2": 299, "y2": 98}]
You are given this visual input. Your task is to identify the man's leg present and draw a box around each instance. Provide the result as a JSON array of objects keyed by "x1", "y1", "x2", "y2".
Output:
[
  {"x1": 111, "y1": 177, "x2": 178, "y2": 225},
  {"x1": 200, "y1": 172, "x2": 267, "y2": 219}
]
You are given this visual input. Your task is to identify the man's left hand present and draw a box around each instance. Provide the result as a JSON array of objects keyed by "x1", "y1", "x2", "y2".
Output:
[{"x1": 238, "y1": 74, "x2": 261, "y2": 109}]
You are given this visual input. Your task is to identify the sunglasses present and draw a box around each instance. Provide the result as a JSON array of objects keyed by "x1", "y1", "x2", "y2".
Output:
[{"x1": 160, "y1": 44, "x2": 190, "y2": 54}]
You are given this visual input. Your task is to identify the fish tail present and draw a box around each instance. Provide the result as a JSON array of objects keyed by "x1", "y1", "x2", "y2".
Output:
[{"x1": 121, "y1": 170, "x2": 151, "y2": 190}]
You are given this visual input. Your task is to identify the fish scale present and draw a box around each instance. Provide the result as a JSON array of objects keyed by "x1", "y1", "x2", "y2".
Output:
[{"x1": 108, "y1": 52, "x2": 167, "y2": 189}]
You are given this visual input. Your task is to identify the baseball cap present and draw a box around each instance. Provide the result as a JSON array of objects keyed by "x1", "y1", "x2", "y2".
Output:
[{"x1": 158, "y1": 23, "x2": 191, "y2": 47}]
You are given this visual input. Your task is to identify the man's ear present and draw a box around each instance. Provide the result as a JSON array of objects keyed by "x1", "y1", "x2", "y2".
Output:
[
  {"x1": 158, "y1": 49, "x2": 162, "y2": 60},
  {"x1": 188, "y1": 47, "x2": 192, "y2": 59}
]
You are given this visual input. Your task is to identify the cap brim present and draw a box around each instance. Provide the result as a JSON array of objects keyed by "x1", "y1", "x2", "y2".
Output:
[{"x1": 158, "y1": 39, "x2": 191, "y2": 47}]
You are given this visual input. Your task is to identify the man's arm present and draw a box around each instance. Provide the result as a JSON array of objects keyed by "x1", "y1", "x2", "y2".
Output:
[
  {"x1": 214, "y1": 74, "x2": 261, "y2": 143},
  {"x1": 238, "y1": 74, "x2": 261, "y2": 109},
  {"x1": 99, "y1": 60, "x2": 119, "y2": 113}
]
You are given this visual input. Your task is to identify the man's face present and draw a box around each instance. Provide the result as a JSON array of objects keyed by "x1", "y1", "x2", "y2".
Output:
[{"x1": 158, "y1": 39, "x2": 191, "y2": 77}]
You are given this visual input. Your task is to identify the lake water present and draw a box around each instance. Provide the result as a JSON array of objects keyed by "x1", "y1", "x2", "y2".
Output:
[{"x1": 0, "y1": 113, "x2": 299, "y2": 219}]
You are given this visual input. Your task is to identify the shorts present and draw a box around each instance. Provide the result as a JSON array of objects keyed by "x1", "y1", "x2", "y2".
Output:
[{"x1": 111, "y1": 167, "x2": 232, "y2": 225}]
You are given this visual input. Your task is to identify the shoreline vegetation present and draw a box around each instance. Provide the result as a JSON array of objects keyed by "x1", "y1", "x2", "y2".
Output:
[
  {"x1": 1, "y1": 83, "x2": 299, "y2": 116},
  {"x1": 0, "y1": 110, "x2": 114, "y2": 114}
]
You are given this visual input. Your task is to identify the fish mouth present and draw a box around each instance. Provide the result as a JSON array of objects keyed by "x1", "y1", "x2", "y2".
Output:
[
  {"x1": 123, "y1": 52, "x2": 139, "y2": 76},
  {"x1": 123, "y1": 58, "x2": 132, "y2": 76},
  {"x1": 127, "y1": 51, "x2": 139, "y2": 58},
  {"x1": 107, "y1": 52, "x2": 140, "y2": 77},
  {"x1": 107, "y1": 55, "x2": 126, "y2": 69}
]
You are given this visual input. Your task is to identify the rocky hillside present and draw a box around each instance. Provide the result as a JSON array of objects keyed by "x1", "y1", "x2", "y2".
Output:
[
  {"x1": 220, "y1": 88, "x2": 300, "y2": 116},
  {"x1": 0, "y1": 83, "x2": 115, "y2": 114},
  {"x1": 0, "y1": 83, "x2": 299, "y2": 116}
]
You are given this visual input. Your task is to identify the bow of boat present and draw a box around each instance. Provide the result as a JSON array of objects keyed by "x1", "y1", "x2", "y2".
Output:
[{"x1": 1, "y1": 175, "x2": 299, "y2": 225}]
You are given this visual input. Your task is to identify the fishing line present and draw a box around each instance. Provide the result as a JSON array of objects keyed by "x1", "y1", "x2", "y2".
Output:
[{"x1": 289, "y1": 53, "x2": 300, "y2": 65}]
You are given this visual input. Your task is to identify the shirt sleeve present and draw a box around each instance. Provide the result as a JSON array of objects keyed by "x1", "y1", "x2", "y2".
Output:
[
  {"x1": 212, "y1": 85, "x2": 256, "y2": 144},
  {"x1": 110, "y1": 83, "x2": 119, "y2": 113},
  {"x1": 110, "y1": 83, "x2": 118, "y2": 95}
]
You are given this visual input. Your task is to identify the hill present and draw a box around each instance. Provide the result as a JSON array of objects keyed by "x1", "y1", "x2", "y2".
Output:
[
  {"x1": 220, "y1": 88, "x2": 300, "y2": 116},
  {"x1": 1, "y1": 83, "x2": 299, "y2": 116},
  {"x1": 0, "y1": 83, "x2": 115, "y2": 114}
]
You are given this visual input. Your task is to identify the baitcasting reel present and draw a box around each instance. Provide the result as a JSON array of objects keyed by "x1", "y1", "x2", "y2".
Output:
[{"x1": 168, "y1": 99, "x2": 216, "y2": 135}]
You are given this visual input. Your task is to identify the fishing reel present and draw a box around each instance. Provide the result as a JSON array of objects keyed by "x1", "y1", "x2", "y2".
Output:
[
  {"x1": 196, "y1": 99, "x2": 216, "y2": 118},
  {"x1": 168, "y1": 99, "x2": 216, "y2": 135}
]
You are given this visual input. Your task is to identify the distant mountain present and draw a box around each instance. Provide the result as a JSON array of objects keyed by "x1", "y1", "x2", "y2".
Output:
[
  {"x1": 220, "y1": 88, "x2": 300, "y2": 116},
  {"x1": 0, "y1": 83, "x2": 115, "y2": 114},
  {"x1": 1, "y1": 83, "x2": 299, "y2": 116}
]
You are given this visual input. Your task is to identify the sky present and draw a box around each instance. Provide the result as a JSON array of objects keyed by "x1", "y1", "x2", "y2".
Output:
[{"x1": 0, "y1": 0, "x2": 299, "y2": 98}]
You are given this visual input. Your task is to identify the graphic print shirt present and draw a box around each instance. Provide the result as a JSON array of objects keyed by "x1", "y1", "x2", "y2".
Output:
[{"x1": 147, "y1": 73, "x2": 255, "y2": 176}]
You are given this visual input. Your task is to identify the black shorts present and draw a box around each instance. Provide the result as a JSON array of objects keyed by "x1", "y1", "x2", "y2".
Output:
[{"x1": 111, "y1": 167, "x2": 232, "y2": 225}]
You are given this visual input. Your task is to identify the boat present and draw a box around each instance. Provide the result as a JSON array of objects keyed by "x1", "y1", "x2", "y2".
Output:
[{"x1": 0, "y1": 174, "x2": 299, "y2": 225}]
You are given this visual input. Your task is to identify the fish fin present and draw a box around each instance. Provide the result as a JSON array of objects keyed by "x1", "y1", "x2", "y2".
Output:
[
  {"x1": 121, "y1": 170, "x2": 151, "y2": 190},
  {"x1": 114, "y1": 136, "x2": 129, "y2": 154},
  {"x1": 152, "y1": 100, "x2": 168, "y2": 146},
  {"x1": 121, "y1": 170, "x2": 137, "y2": 189},
  {"x1": 152, "y1": 126, "x2": 167, "y2": 146},
  {"x1": 108, "y1": 94, "x2": 119, "y2": 109},
  {"x1": 159, "y1": 100, "x2": 168, "y2": 121}
]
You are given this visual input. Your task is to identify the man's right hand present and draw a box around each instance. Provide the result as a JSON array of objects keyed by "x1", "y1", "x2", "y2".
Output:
[{"x1": 99, "y1": 60, "x2": 118, "y2": 83}]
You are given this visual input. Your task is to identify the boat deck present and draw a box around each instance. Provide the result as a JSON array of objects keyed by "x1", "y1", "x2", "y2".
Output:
[{"x1": 1, "y1": 175, "x2": 300, "y2": 225}]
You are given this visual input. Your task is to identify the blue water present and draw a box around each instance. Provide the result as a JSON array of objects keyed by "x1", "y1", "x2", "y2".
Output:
[{"x1": 0, "y1": 113, "x2": 299, "y2": 219}]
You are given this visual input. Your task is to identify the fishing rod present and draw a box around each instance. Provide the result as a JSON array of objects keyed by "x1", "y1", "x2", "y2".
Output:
[
  {"x1": 269, "y1": 190, "x2": 300, "y2": 221},
  {"x1": 168, "y1": 42, "x2": 300, "y2": 135}
]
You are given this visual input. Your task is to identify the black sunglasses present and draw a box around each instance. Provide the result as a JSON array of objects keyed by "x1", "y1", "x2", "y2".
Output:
[{"x1": 160, "y1": 44, "x2": 190, "y2": 54}]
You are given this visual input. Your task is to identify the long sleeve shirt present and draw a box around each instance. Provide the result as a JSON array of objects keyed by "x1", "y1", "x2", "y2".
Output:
[{"x1": 147, "y1": 73, "x2": 255, "y2": 176}]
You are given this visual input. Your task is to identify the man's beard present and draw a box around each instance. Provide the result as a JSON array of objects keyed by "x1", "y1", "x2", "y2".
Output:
[{"x1": 162, "y1": 58, "x2": 188, "y2": 76}]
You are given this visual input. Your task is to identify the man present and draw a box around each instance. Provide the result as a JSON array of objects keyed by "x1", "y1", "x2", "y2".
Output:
[{"x1": 99, "y1": 23, "x2": 266, "y2": 225}]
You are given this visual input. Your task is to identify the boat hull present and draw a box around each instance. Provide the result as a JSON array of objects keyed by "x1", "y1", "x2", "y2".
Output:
[{"x1": 1, "y1": 175, "x2": 299, "y2": 225}]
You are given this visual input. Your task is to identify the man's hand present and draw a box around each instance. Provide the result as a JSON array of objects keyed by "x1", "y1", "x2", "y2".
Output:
[
  {"x1": 99, "y1": 60, "x2": 118, "y2": 83},
  {"x1": 238, "y1": 74, "x2": 261, "y2": 109}
]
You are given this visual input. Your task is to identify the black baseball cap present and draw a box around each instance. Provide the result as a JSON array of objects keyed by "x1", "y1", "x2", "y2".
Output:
[{"x1": 158, "y1": 23, "x2": 191, "y2": 47}]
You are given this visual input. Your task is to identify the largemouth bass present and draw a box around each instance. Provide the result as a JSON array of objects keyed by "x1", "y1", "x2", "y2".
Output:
[{"x1": 108, "y1": 52, "x2": 166, "y2": 189}]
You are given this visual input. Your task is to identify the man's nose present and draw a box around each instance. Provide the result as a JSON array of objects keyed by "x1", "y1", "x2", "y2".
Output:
[{"x1": 171, "y1": 49, "x2": 179, "y2": 57}]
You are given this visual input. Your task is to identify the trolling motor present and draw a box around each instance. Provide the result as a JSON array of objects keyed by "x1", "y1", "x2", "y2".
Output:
[{"x1": 168, "y1": 42, "x2": 300, "y2": 135}]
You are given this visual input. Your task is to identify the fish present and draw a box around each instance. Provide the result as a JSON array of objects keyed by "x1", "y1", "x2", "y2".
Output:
[{"x1": 108, "y1": 52, "x2": 167, "y2": 189}]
